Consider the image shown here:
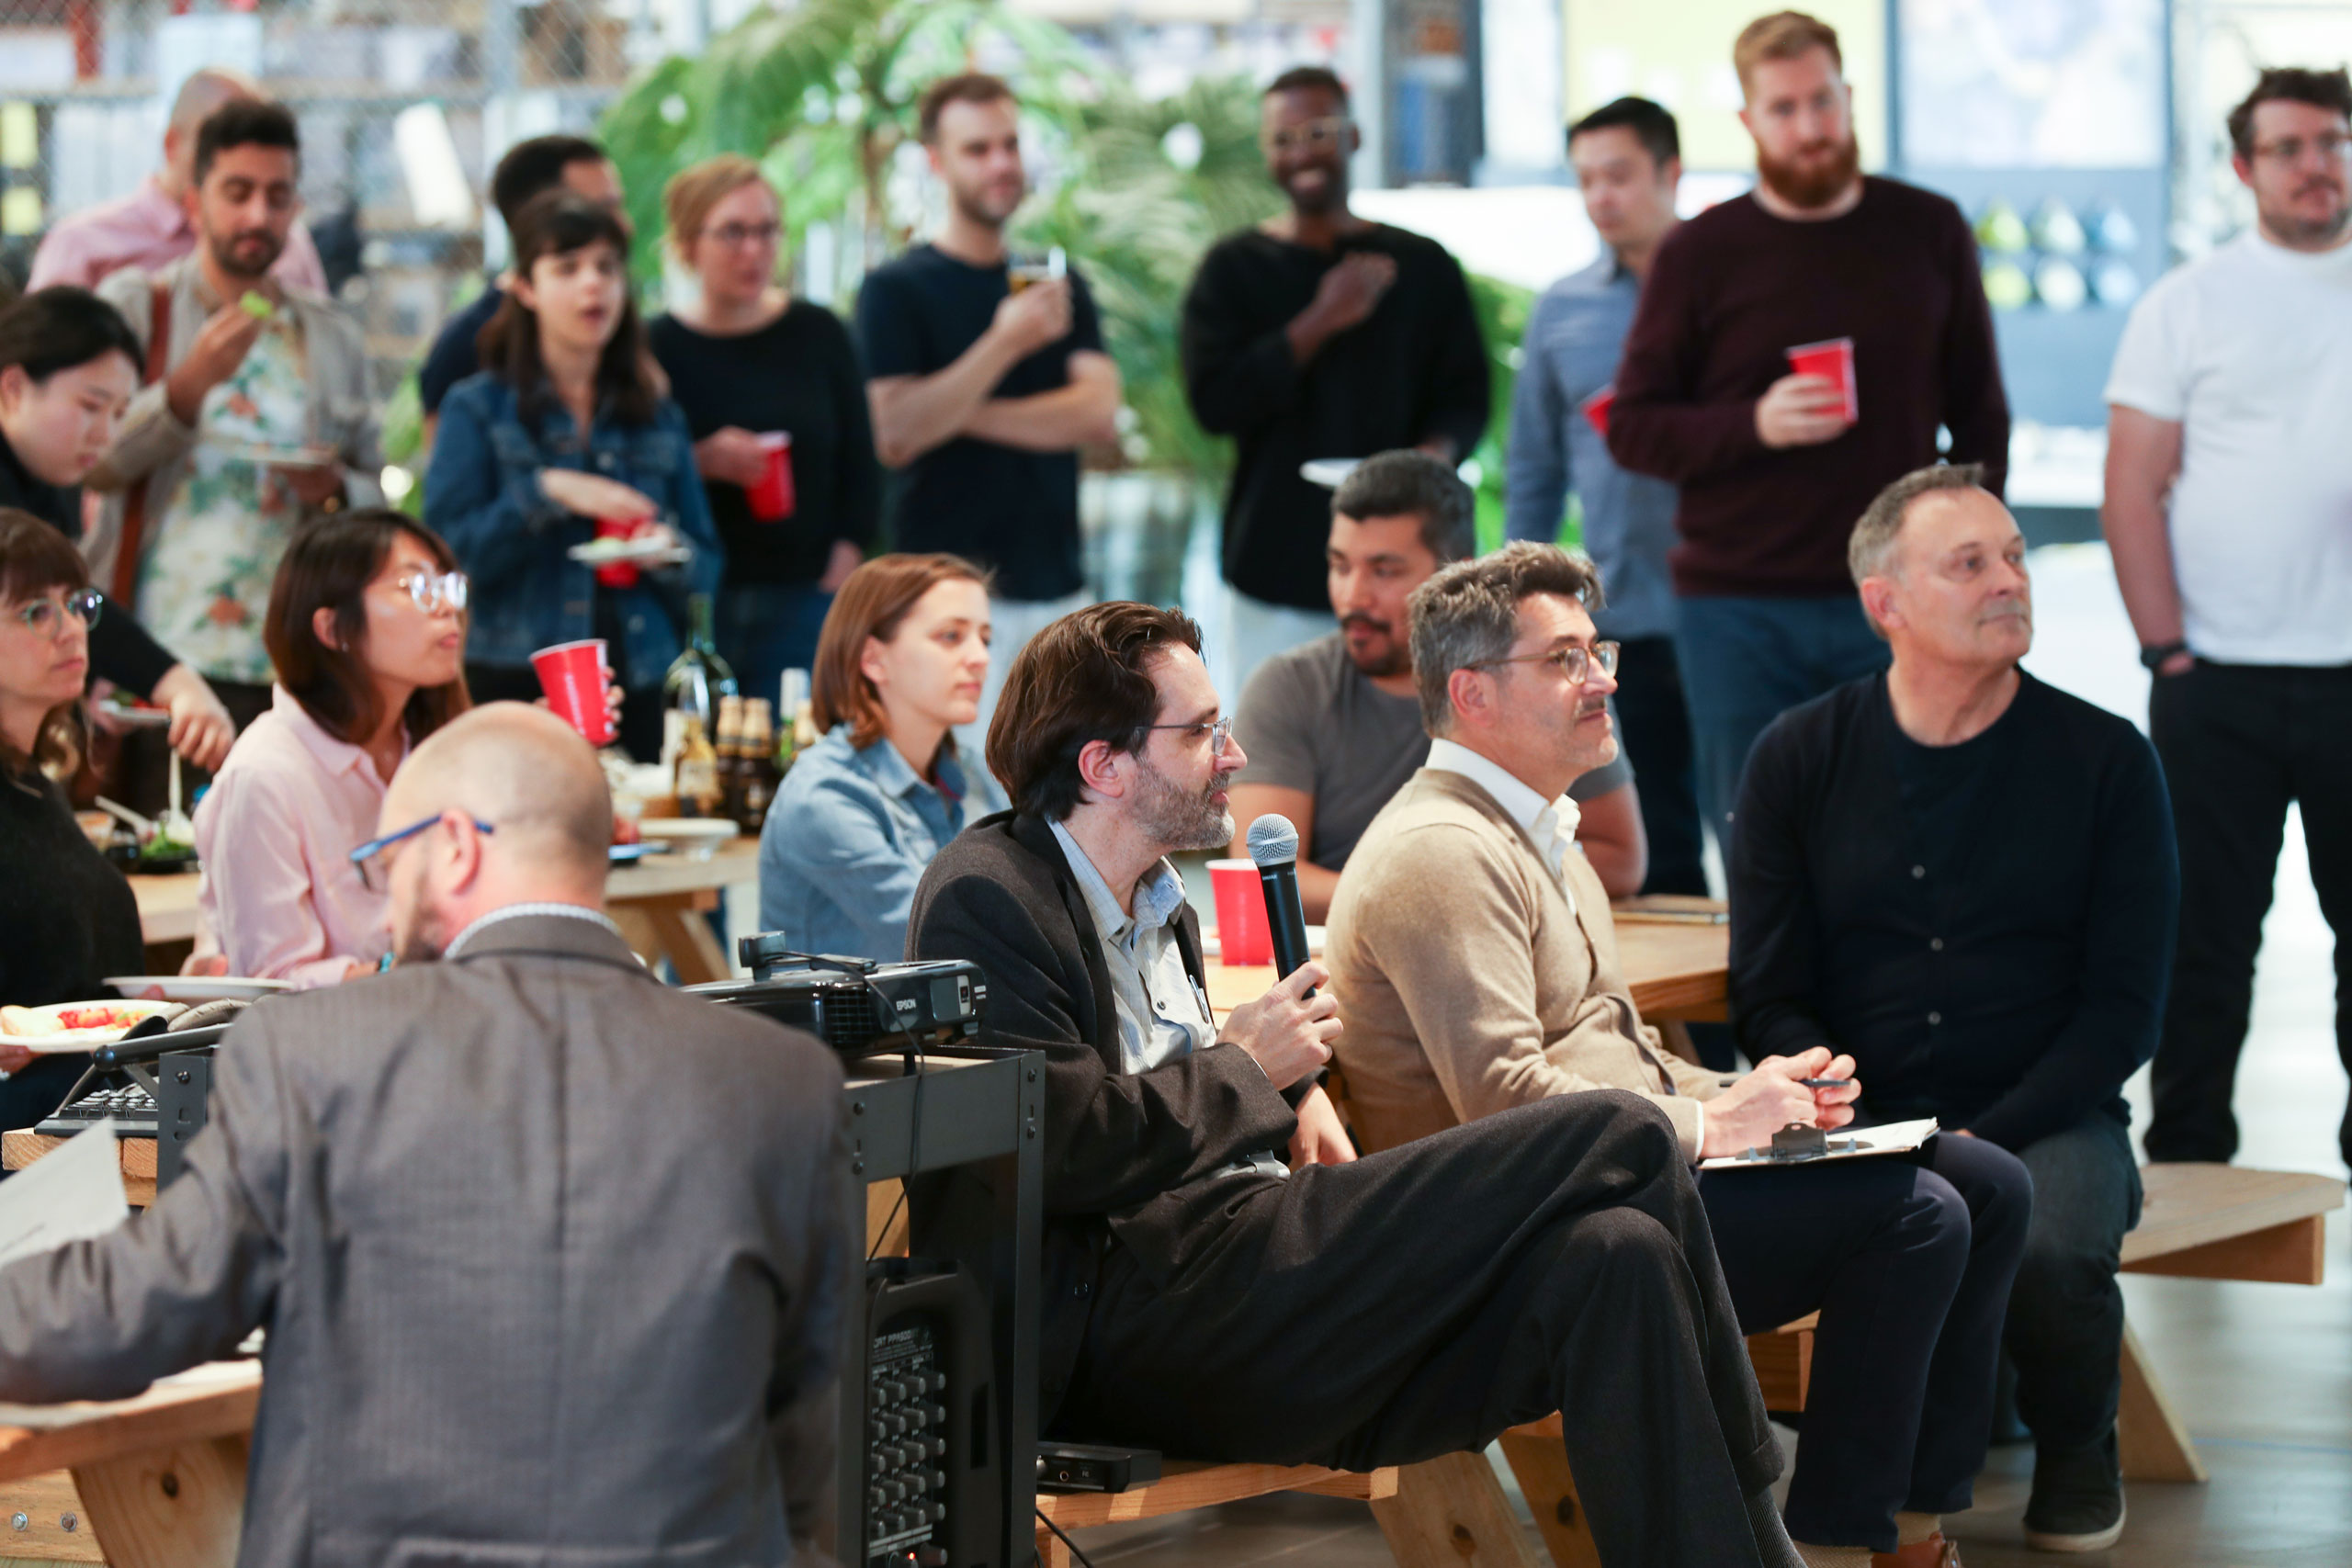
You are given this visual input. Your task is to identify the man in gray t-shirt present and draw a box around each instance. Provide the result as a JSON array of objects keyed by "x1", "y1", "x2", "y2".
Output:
[{"x1": 1228, "y1": 452, "x2": 1643, "y2": 921}]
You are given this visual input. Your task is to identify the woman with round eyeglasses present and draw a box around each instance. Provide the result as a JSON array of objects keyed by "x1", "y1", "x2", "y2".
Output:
[
  {"x1": 191, "y1": 511, "x2": 474, "y2": 986},
  {"x1": 0, "y1": 510, "x2": 145, "y2": 1130},
  {"x1": 649, "y1": 155, "x2": 880, "y2": 704}
]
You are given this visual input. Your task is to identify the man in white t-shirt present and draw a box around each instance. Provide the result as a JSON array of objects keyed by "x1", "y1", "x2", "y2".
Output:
[{"x1": 2103, "y1": 65, "x2": 2352, "y2": 1169}]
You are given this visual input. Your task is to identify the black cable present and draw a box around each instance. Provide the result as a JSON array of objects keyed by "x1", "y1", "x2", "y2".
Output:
[{"x1": 1035, "y1": 1506, "x2": 1098, "y2": 1568}]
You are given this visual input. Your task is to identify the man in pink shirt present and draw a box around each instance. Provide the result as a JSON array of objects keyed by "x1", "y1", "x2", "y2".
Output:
[{"x1": 28, "y1": 68, "x2": 326, "y2": 296}]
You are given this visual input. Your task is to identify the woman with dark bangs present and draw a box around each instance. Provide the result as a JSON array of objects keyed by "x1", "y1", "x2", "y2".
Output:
[
  {"x1": 424, "y1": 190, "x2": 721, "y2": 761},
  {"x1": 0, "y1": 509, "x2": 142, "y2": 1129},
  {"x1": 191, "y1": 510, "x2": 470, "y2": 985}
]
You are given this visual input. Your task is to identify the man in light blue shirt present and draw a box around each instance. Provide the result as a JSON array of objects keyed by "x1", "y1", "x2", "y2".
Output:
[{"x1": 1506, "y1": 97, "x2": 1704, "y2": 895}]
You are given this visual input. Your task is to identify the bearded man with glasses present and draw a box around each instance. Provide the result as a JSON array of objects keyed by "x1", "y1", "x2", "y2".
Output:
[
  {"x1": 908, "y1": 598, "x2": 1806, "y2": 1568},
  {"x1": 1326, "y1": 542, "x2": 2033, "y2": 1568}
]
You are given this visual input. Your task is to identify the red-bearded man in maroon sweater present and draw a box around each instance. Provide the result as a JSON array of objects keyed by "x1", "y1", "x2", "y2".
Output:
[{"x1": 1606, "y1": 10, "x2": 2008, "y2": 854}]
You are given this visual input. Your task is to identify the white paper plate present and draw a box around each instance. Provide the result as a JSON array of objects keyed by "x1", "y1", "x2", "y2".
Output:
[
  {"x1": 1299, "y1": 458, "x2": 1360, "y2": 489},
  {"x1": 567, "y1": 537, "x2": 693, "y2": 567},
  {"x1": 0, "y1": 999, "x2": 185, "y2": 1050},
  {"x1": 208, "y1": 441, "x2": 339, "y2": 468},
  {"x1": 104, "y1": 976, "x2": 296, "y2": 1004},
  {"x1": 635, "y1": 818, "x2": 741, "y2": 843},
  {"x1": 96, "y1": 703, "x2": 172, "y2": 729}
]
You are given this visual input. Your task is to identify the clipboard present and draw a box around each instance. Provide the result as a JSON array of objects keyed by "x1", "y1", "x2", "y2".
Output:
[{"x1": 1700, "y1": 1117, "x2": 1939, "y2": 1172}]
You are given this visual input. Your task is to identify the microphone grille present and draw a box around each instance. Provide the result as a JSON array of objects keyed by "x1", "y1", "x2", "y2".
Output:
[{"x1": 1246, "y1": 814, "x2": 1299, "y2": 867}]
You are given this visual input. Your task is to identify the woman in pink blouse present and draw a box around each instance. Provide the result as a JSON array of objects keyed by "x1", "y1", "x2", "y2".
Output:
[{"x1": 193, "y1": 511, "x2": 470, "y2": 984}]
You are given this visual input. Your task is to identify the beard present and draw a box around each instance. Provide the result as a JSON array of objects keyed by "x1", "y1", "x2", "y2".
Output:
[
  {"x1": 1340, "y1": 614, "x2": 1409, "y2": 679},
  {"x1": 1564, "y1": 693, "x2": 1620, "y2": 773},
  {"x1": 1132, "y1": 754, "x2": 1233, "y2": 852},
  {"x1": 210, "y1": 227, "x2": 285, "y2": 280},
  {"x1": 2269, "y1": 180, "x2": 2352, "y2": 245},
  {"x1": 1756, "y1": 131, "x2": 1861, "y2": 210},
  {"x1": 390, "y1": 900, "x2": 451, "y2": 967}
]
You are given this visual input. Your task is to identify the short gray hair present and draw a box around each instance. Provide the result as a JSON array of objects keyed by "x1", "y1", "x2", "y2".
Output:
[
  {"x1": 1849, "y1": 462, "x2": 1989, "y2": 588},
  {"x1": 1332, "y1": 450, "x2": 1477, "y2": 564},
  {"x1": 1408, "y1": 542, "x2": 1603, "y2": 734}
]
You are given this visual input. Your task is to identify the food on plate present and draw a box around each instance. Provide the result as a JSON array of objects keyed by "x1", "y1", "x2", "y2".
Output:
[{"x1": 0, "y1": 999, "x2": 179, "y2": 1042}]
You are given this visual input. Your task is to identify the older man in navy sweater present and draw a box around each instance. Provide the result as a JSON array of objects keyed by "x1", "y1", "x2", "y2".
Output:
[{"x1": 1731, "y1": 464, "x2": 2177, "y2": 1554}]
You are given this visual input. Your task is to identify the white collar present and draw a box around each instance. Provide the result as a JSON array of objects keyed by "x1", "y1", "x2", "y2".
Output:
[
  {"x1": 1425, "y1": 738, "x2": 1580, "y2": 840},
  {"x1": 443, "y1": 901, "x2": 623, "y2": 959}
]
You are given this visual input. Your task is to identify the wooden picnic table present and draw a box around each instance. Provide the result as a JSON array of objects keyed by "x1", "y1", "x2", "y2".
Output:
[
  {"x1": 1204, "y1": 900, "x2": 1732, "y2": 1032},
  {"x1": 129, "y1": 839, "x2": 760, "y2": 987}
]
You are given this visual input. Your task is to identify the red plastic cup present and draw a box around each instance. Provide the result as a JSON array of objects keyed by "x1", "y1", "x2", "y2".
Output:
[
  {"x1": 531, "y1": 638, "x2": 617, "y2": 747},
  {"x1": 1785, "y1": 337, "x2": 1858, "y2": 423},
  {"x1": 746, "y1": 432, "x2": 796, "y2": 521},
  {"x1": 1207, "y1": 859, "x2": 1273, "y2": 967},
  {"x1": 593, "y1": 514, "x2": 650, "y2": 589},
  {"x1": 1580, "y1": 385, "x2": 1614, "y2": 438}
]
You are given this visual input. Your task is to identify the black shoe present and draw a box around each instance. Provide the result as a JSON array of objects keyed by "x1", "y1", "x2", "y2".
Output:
[{"x1": 2022, "y1": 1430, "x2": 2125, "y2": 1551}]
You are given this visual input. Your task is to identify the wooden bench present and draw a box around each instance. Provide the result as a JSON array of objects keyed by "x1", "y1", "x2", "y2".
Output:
[{"x1": 2112, "y1": 1161, "x2": 2344, "y2": 1483}]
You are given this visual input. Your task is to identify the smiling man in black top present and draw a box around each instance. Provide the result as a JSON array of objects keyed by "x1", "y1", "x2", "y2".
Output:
[
  {"x1": 1182, "y1": 66, "x2": 1489, "y2": 686},
  {"x1": 1730, "y1": 465, "x2": 2178, "y2": 1554},
  {"x1": 857, "y1": 73, "x2": 1121, "y2": 739}
]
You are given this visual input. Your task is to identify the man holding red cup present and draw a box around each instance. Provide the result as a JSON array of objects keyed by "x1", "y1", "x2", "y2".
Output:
[{"x1": 1606, "y1": 11, "x2": 2009, "y2": 852}]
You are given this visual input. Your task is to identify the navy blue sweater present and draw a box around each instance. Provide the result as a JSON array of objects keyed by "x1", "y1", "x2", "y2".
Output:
[{"x1": 1728, "y1": 671, "x2": 2177, "y2": 1151}]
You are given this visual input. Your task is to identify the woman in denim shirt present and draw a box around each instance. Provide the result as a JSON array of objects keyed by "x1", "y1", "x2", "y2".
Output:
[
  {"x1": 424, "y1": 191, "x2": 719, "y2": 760},
  {"x1": 759, "y1": 553, "x2": 1005, "y2": 961}
]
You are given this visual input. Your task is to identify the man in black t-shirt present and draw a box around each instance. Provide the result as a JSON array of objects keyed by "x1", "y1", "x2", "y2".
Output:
[
  {"x1": 1182, "y1": 66, "x2": 1489, "y2": 693},
  {"x1": 417, "y1": 135, "x2": 624, "y2": 435},
  {"x1": 857, "y1": 73, "x2": 1122, "y2": 738}
]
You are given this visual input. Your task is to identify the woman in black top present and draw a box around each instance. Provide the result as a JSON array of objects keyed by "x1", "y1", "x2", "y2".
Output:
[
  {"x1": 648, "y1": 156, "x2": 879, "y2": 706},
  {"x1": 0, "y1": 288, "x2": 233, "y2": 770},
  {"x1": 0, "y1": 510, "x2": 145, "y2": 1134}
]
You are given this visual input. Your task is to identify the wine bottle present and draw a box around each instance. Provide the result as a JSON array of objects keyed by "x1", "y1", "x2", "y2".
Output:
[{"x1": 662, "y1": 593, "x2": 738, "y2": 738}]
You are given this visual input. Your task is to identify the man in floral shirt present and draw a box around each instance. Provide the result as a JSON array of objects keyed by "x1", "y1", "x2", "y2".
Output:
[{"x1": 86, "y1": 97, "x2": 379, "y2": 807}]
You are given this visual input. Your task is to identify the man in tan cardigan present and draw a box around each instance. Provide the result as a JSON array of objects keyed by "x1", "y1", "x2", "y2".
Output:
[{"x1": 1327, "y1": 543, "x2": 2031, "y2": 1568}]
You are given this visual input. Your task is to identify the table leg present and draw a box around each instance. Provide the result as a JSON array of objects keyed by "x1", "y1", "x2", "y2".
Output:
[
  {"x1": 2117, "y1": 1320, "x2": 2207, "y2": 1483},
  {"x1": 612, "y1": 893, "x2": 732, "y2": 986},
  {"x1": 69, "y1": 1433, "x2": 247, "y2": 1568},
  {"x1": 1369, "y1": 1450, "x2": 1542, "y2": 1568}
]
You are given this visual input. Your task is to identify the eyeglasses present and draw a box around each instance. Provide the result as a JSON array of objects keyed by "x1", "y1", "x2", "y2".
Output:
[
  {"x1": 348, "y1": 812, "x2": 495, "y2": 893},
  {"x1": 394, "y1": 570, "x2": 469, "y2": 615},
  {"x1": 1264, "y1": 116, "x2": 1350, "y2": 154},
  {"x1": 701, "y1": 220, "x2": 782, "y2": 248},
  {"x1": 1466, "y1": 641, "x2": 1621, "y2": 685},
  {"x1": 2253, "y1": 133, "x2": 2352, "y2": 164},
  {"x1": 7, "y1": 588, "x2": 102, "y2": 639},
  {"x1": 1139, "y1": 715, "x2": 1235, "y2": 757}
]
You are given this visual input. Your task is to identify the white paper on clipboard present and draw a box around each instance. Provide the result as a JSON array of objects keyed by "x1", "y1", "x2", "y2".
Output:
[
  {"x1": 1700, "y1": 1117, "x2": 1940, "y2": 1173},
  {"x1": 0, "y1": 1119, "x2": 130, "y2": 1265}
]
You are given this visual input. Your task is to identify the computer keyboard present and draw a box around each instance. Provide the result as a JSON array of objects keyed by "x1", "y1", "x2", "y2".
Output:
[{"x1": 35, "y1": 1084, "x2": 157, "y2": 1139}]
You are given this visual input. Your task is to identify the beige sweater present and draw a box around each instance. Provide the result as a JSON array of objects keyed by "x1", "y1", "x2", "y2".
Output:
[{"x1": 1325, "y1": 766, "x2": 1722, "y2": 1158}]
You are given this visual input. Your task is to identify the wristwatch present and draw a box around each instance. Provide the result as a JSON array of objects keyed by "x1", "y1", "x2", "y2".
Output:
[{"x1": 2138, "y1": 639, "x2": 2189, "y2": 671}]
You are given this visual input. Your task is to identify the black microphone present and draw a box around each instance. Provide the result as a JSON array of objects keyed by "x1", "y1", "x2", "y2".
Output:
[{"x1": 1246, "y1": 814, "x2": 1316, "y2": 998}]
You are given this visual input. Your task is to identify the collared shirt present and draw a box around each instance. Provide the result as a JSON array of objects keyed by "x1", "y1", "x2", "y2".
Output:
[
  {"x1": 1048, "y1": 820, "x2": 1290, "y2": 1181},
  {"x1": 444, "y1": 901, "x2": 624, "y2": 959},
  {"x1": 192, "y1": 684, "x2": 402, "y2": 988},
  {"x1": 1425, "y1": 739, "x2": 1583, "y2": 903},
  {"x1": 28, "y1": 175, "x2": 329, "y2": 296},
  {"x1": 1503, "y1": 253, "x2": 1681, "y2": 638},
  {"x1": 759, "y1": 723, "x2": 1007, "y2": 963}
]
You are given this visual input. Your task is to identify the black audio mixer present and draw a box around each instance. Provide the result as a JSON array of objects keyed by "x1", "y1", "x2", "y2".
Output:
[{"x1": 865, "y1": 1323, "x2": 952, "y2": 1566}]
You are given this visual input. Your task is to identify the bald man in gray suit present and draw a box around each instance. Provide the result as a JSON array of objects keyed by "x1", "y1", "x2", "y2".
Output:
[{"x1": 0, "y1": 705, "x2": 854, "y2": 1567}]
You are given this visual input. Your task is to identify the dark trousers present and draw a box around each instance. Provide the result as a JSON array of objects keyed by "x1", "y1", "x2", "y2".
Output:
[
  {"x1": 1702, "y1": 1134, "x2": 2031, "y2": 1551},
  {"x1": 719, "y1": 582, "x2": 833, "y2": 717},
  {"x1": 1055, "y1": 1093, "x2": 1782, "y2": 1567},
  {"x1": 115, "y1": 678, "x2": 273, "y2": 819},
  {"x1": 2146, "y1": 660, "x2": 2352, "y2": 1165},
  {"x1": 2006, "y1": 1114, "x2": 2140, "y2": 1450},
  {"x1": 1613, "y1": 634, "x2": 1708, "y2": 897},
  {"x1": 1674, "y1": 595, "x2": 1891, "y2": 850}
]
